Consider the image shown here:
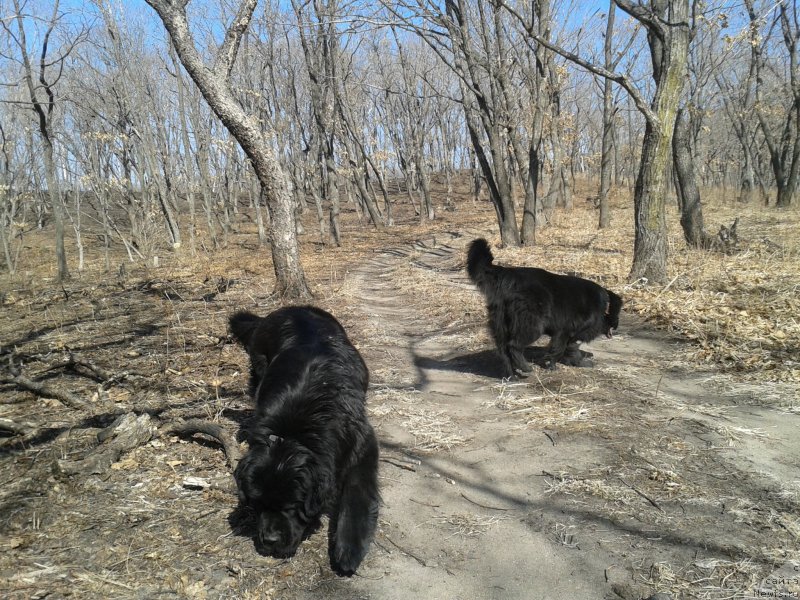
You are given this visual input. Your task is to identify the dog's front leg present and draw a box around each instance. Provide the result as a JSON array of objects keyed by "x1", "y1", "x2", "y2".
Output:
[
  {"x1": 507, "y1": 345, "x2": 532, "y2": 378},
  {"x1": 559, "y1": 342, "x2": 594, "y2": 367},
  {"x1": 328, "y1": 434, "x2": 380, "y2": 577},
  {"x1": 543, "y1": 332, "x2": 571, "y2": 369}
]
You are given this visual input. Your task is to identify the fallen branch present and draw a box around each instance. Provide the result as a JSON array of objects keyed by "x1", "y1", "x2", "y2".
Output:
[
  {"x1": 0, "y1": 417, "x2": 33, "y2": 437},
  {"x1": 460, "y1": 492, "x2": 511, "y2": 511},
  {"x1": 380, "y1": 457, "x2": 417, "y2": 472},
  {"x1": 7, "y1": 355, "x2": 90, "y2": 411},
  {"x1": 382, "y1": 534, "x2": 428, "y2": 567},
  {"x1": 162, "y1": 419, "x2": 242, "y2": 470},
  {"x1": 56, "y1": 412, "x2": 156, "y2": 476},
  {"x1": 42, "y1": 352, "x2": 120, "y2": 384}
]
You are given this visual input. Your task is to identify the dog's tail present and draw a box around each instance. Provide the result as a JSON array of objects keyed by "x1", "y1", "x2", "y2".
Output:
[
  {"x1": 466, "y1": 238, "x2": 494, "y2": 287},
  {"x1": 229, "y1": 311, "x2": 260, "y2": 347}
]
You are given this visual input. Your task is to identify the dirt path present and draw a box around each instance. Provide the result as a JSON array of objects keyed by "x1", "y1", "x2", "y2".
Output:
[{"x1": 305, "y1": 234, "x2": 800, "y2": 600}]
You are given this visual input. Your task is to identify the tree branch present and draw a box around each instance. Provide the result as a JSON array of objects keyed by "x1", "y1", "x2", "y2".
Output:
[
  {"x1": 614, "y1": 0, "x2": 665, "y2": 39},
  {"x1": 212, "y1": 0, "x2": 259, "y2": 80},
  {"x1": 6, "y1": 355, "x2": 91, "y2": 411},
  {"x1": 162, "y1": 419, "x2": 242, "y2": 469},
  {"x1": 499, "y1": 0, "x2": 658, "y2": 126}
]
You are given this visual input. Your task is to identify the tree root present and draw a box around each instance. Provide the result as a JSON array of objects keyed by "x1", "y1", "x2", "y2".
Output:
[{"x1": 162, "y1": 419, "x2": 242, "y2": 470}]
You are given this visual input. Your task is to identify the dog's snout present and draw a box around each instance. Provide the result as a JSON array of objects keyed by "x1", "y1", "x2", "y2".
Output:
[{"x1": 259, "y1": 530, "x2": 281, "y2": 545}]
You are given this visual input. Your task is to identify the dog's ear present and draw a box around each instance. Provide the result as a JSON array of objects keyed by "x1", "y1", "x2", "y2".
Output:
[
  {"x1": 233, "y1": 452, "x2": 254, "y2": 504},
  {"x1": 302, "y1": 459, "x2": 331, "y2": 519}
]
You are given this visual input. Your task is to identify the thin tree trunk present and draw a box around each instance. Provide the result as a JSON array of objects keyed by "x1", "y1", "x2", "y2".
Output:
[
  {"x1": 41, "y1": 138, "x2": 69, "y2": 281},
  {"x1": 673, "y1": 107, "x2": 713, "y2": 248},
  {"x1": 598, "y1": 1, "x2": 616, "y2": 228}
]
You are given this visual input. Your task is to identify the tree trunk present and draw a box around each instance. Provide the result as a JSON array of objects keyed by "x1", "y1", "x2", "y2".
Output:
[
  {"x1": 41, "y1": 138, "x2": 69, "y2": 281},
  {"x1": 598, "y1": 1, "x2": 616, "y2": 228},
  {"x1": 673, "y1": 107, "x2": 713, "y2": 248},
  {"x1": 626, "y1": 0, "x2": 691, "y2": 285},
  {"x1": 630, "y1": 120, "x2": 670, "y2": 282},
  {"x1": 521, "y1": 140, "x2": 541, "y2": 245}
]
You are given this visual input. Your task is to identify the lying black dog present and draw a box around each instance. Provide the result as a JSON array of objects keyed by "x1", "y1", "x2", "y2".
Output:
[
  {"x1": 467, "y1": 238, "x2": 622, "y2": 377},
  {"x1": 229, "y1": 306, "x2": 379, "y2": 577}
]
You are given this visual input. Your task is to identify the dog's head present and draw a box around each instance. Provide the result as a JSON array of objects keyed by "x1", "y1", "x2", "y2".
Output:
[
  {"x1": 604, "y1": 291, "x2": 623, "y2": 338},
  {"x1": 234, "y1": 435, "x2": 326, "y2": 558}
]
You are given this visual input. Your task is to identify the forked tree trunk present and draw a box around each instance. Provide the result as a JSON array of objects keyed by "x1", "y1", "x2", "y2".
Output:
[
  {"x1": 746, "y1": 0, "x2": 799, "y2": 208},
  {"x1": 13, "y1": 0, "x2": 69, "y2": 281},
  {"x1": 145, "y1": 0, "x2": 310, "y2": 298}
]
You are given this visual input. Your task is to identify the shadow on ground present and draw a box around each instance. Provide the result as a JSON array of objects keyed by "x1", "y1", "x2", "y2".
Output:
[{"x1": 413, "y1": 346, "x2": 593, "y2": 379}]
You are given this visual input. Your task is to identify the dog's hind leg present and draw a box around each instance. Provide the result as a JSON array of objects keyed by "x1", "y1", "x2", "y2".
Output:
[{"x1": 328, "y1": 432, "x2": 380, "y2": 577}]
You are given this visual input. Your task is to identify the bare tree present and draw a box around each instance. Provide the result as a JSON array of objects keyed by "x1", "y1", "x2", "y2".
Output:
[
  {"x1": 0, "y1": 122, "x2": 23, "y2": 274},
  {"x1": 597, "y1": 1, "x2": 637, "y2": 228},
  {"x1": 145, "y1": 0, "x2": 310, "y2": 298},
  {"x1": 2, "y1": 0, "x2": 86, "y2": 281},
  {"x1": 746, "y1": 0, "x2": 799, "y2": 207},
  {"x1": 505, "y1": 0, "x2": 693, "y2": 284}
]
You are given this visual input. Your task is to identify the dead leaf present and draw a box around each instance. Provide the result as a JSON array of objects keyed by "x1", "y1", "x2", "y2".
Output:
[{"x1": 110, "y1": 457, "x2": 138, "y2": 470}]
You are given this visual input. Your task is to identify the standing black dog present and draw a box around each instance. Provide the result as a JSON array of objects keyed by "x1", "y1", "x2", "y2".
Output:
[
  {"x1": 467, "y1": 239, "x2": 622, "y2": 377},
  {"x1": 229, "y1": 306, "x2": 379, "y2": 577}
]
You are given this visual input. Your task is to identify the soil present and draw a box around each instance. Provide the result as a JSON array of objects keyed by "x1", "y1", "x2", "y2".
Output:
[{"x1": 1, "y1": 213, "x2": 799, "y2": 600}]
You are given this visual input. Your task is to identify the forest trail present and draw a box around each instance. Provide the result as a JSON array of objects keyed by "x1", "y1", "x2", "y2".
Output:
[{"x1": 301, "y1": 233, "x2": 800, "y2": 600}]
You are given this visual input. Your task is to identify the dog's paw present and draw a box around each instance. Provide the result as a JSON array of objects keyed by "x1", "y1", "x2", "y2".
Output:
[
  {"x1": 512, "y1": 360, "x2": 532, "y2": 376},
  {"x1": 330, "y1": 546, "x2": 362, "y2": 577}
]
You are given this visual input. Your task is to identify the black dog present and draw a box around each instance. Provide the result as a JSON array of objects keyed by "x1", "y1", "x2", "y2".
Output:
[
  {"x1": 467, "y1": 239, "x2": 622, "y2": 377},
  {"x1": 229, "y1": 306, "x2": 379, "y2": 577}
]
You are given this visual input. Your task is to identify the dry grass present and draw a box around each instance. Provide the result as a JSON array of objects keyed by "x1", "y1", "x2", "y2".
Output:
[
  {"x1": 479, "y1": 378, "x2": 612, "y2": 432},
  {"x1": 369, "y1": 387, "x2": 467, "y2": 451},
  {"x1": 437, "y1": 512, "x2": 506, "y2": 538}
]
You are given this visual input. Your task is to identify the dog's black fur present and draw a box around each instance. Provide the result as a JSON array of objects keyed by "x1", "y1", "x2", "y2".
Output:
[
  {"x1": 229, "y1": 306, "x2": 379, "y2": 577},
  {"x1": 467, "y1": 239, "x2": 622, "y2": 377}
]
